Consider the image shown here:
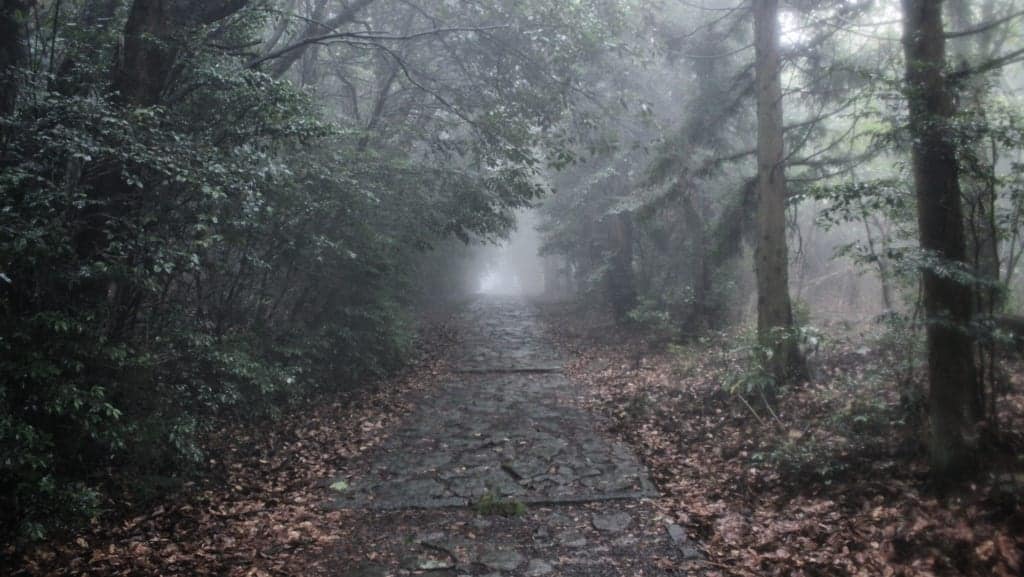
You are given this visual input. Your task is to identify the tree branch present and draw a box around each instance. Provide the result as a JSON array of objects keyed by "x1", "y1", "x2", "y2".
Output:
[
  {"x1": 265, "y1": 0, "x2": 378, "y2": 79},
  {"x1": 954, "y1": 46, "x2": 1024, "y2": 78},
  {"x1": 250, "y1": 25, "x2": 505, "y2": 72},
  {"x1": 944, "y1": 8, "x2": 1024, "y2": 39}
]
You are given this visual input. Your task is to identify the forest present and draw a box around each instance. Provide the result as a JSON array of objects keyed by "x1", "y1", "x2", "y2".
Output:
[{"x1": 1, "y1": 0, "x2": 1023, "y2": 575}]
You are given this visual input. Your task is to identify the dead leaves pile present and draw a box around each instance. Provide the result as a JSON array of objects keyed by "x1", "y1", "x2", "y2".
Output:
[
  {"x1": 542, "y1": 304, "x2": 1024, "y2": 577},
  {"x1": 6, "y1": 322, "x2": 458, "y2": 576}
]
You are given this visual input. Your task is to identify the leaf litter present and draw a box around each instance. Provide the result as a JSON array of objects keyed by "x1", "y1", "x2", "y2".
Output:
[{"x1": 540, "y1": 301, "x2": 1024, "y2": 577}]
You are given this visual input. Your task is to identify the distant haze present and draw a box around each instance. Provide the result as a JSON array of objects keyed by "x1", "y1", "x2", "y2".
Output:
[{"x1": 477, "y1": 210, "x2": 545, "y2": 296}]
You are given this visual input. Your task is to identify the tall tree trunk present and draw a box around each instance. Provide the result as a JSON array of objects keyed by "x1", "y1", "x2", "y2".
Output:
[
  {"x1": 0, "y1": 0, "x2": 32, "y2": 117},
  {"x1": 115, "y1": 0, "x2": 173, "y2": 106},
  {"x1": 949, "y1": 0, "x2": 1003, "y2": 431},
  {"x1": 115, "y1": 0, "x2": 250, "y2": 106},
  {"x1": 901, "y1": 0, "x2": 980, "y2": 480},
  {"x1": 681, "y1": 187, "x2": 709, "y2": 332},
  {"x1": 949, "y1": 0, "x2": 1002, "y2": 313},
  {"x1": 608, "y1": 211, "x2": 636, "y2": 321},
  {"x1": 753, "y1": 0, "x2": 804, "y2": 385}
]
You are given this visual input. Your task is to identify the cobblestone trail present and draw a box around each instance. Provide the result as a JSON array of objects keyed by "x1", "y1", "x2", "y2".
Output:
[
  {"x1": 331, "y1": 297, "x2": 701, "y2": 577},
  {"x1": 331, "y1": 297, "x2": 655, "y2": 509}
]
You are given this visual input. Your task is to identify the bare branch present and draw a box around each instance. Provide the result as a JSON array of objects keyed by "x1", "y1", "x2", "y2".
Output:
[
  {"x1": 954, "y1": 46, "x2": 1024, "y2": 78},
  {"x1": 265, "y1": 0, "x2": 379, "y2": 79},
  {"x1": 249, "y1": 25, "x2": 506, "y2": 71},
  {"x1": 945, "y1": 8, "x2": 1024, "y2": 39}
]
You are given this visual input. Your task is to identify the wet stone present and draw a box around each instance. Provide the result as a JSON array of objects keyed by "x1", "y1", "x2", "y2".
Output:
[
  {"x1": 478, "y1": 547, "x2": 525, "y2": 571},
  {"x1": 450, "y1": 476, "x2": 487, "y2": 498},
  {"x1": 666, "y1": 523, "x2": 686, "y2": 545},
  {"x1": 613, "y1": 535, "x2": 639, "y2": 547},
  {"x1": 503, "y1": 458, "x2": 547, "y2": 480},
  {"x1": 526, "y1": 558, "x2": 554, "y2": 576},
  {"x1": 339, "y1": 563, "x2": 387, "y2": 577},
  {"x1": 555, "y1": 529, "x2": 588, "y2": 548},
  {"x1": 665, "y1": 524, "x2": 705, "y2": 561},
  {"x1": 592, "y1": 512, "x2": 633, "y2": 533},
  {"x1": 329, "y1": 296, "x2": 656, "y2": 510}
]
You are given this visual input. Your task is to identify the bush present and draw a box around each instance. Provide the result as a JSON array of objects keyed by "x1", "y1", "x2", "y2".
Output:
[{"x1": 0, "y1": 36, "x2": 525, "y2": 541}]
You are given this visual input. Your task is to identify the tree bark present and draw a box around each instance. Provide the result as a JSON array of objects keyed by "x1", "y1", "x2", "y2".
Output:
[
  {"x1": 901, "y1": 0, "x2": 980, "y2": 480},
  {"x1": 681, "y1": 185, "x2": 709, "y2": 331},
  {"x1": 0, "y1": 0, "x2": 32, "y2": 117},
  {"x1": 753, "y1": 0, "x2": 804, "y2": 384},
  {"x1": 115, "y1": 0, "x2": 249, "y2": 106},
  {"x1": 607, "y1": 211, "x2": 636, "y2": 321}
]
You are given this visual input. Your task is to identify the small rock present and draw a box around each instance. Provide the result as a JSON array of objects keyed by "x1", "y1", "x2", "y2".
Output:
[
  {"x1": 418, "y1": 558, "x2": 455, "y2": 571},
  {"x1": 555, "y1": 529, "x2": 587, "y2": 548},
  {"x1": 681, "y1": 543, "x2": 704, "y2": 560},
  {"x1": 339, "y1": 563, "x2": 386, "y2": 577},
  {"x1": 592, "y1": 512, "x2": 632, "y2": 533},
  {"x1": 665, "y1": 523, "x2": 704, "y2": 560},
  {"x1": 613, "y1": 536, "x2": 638, "y2": 547},
  {"x1": 526, "y1": 559, "x2": 554, "y2": 576},
  {"x1": 416, "y1": 532, "x2": 447, "y2": 544},
  {"x1": 547, "y1": 512, "x2": 570, "y2": 525},
  {"x1": 479, "y1": 548, "x2": 525, "y2": 571},
  {"x1": 666, "y1": 523, "x2": 687, "y2": 545}
]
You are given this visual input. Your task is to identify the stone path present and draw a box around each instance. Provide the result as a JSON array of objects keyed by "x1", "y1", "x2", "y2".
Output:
[
  {"x1": 330, "y1": 296, "x2": 702, "y2": 576},
  {"x1": 451, "y1": 299, "x2": 564, "y2": 373}
]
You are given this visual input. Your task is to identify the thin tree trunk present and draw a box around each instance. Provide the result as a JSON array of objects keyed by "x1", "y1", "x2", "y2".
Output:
[
  {"x1": 0, "y1": 0, "x2": 32, "y2": 117},
  {"x1": 681, "y1": 186, "x2": 708, "y2": 331},
  {"x1": 901, "y1": 0, "x2": 980, "y2": 480},
  {"x1": 753, "y1": 0, "x2": 804, "y2": 385},
  {"x1": 608, "y1": 211, "x2": 636, "y2": 321}
]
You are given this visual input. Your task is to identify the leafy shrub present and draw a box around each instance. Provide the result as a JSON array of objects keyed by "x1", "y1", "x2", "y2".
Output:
[
  {"x1": 0, "y1": 17, "x2": 532, "y2": 539},
  {"x1": 627, "y1": 298, "x2": 676, "y2": 338},
  {"x1": 473, "y1": 492, "x2": 527, "y2": 517}
]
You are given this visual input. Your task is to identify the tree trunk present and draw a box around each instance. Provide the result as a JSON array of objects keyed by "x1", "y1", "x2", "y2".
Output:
[
  {"x1": 0, "y1": 0, "x2": 31, "y2": 117},
  {"x1": 115, "y1": 0, "x2": 250, "y2": 106},
  {"x1": 901, "y1": 0, "x2": 980, "y2": 480},
  {"x1": 115, "y1": 0, "x2": 174, "y2": 106},
  {"x1": 681, "y1": 186, "x2": 709, "y2": 331},
  {"x1": 753, "y1": 0, "x2": 804, "y2": 384},
  {"x1": 607, "y1": 211, "x2": 636, "y2": 321}
]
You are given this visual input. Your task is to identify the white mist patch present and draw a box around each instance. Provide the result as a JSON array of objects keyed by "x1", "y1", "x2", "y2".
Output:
[
  {"x1": 478, "y1": 265, "x2": 524, "y2": 295},
  {"x1": 475, "y1": 210, "x2": 545, "y2": 296}
]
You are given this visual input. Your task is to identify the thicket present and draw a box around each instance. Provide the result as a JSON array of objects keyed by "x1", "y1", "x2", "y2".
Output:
[
  {"x1": 538, "y1": 0, "x2": 1024, "y2": 478},
  {"x1": 0, "y1": 0, "x2": 600, "y2": 539}
]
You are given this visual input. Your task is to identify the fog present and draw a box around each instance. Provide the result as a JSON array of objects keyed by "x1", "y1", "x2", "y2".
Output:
[
  {"x1": 476, "y1": 210, "x2": 546, "y2": 296},
  {"x1": 4, "y1": 0, "x2": 1024, "y2": 567}
]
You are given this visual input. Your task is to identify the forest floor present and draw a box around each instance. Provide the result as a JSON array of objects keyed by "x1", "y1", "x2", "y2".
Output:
[
  {"x1": 8, "y1": 296, "x2": 697, "y2": 576},
  {"x1": 7, "y1": 296, "x2": 1024, "y2": 577},
  {"x1": 540, "y1": 300, "x2": 1024, "y2": 577}
]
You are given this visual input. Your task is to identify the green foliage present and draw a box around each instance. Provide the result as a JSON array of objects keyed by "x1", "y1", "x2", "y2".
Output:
[
  {"x1": 723, "y1": 331, "x2": 778, "y2": 398},
  {"x1": 626, "y1": 298, "x2": 675, "y2": 337},
  {"x1": 0, "y1": 0, "x2": 576, "y2": 539},
  {"x1": 753, "y1": 434, "x2": 849, "y2": 484},
  {"x1": 724, "y1": 325, "x2": 821, "y2": 400},
  {"x1": 473, "y1": 492, "x2": 527, "y2": 517}
]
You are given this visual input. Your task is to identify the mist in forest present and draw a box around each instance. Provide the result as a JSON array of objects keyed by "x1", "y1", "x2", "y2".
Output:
[
  {"x1": 2, "y1": 0, "x2": 1024, "y2": 573},
  {"x1": 475, "y1": 211, "x2": 546, "y2": 296}
]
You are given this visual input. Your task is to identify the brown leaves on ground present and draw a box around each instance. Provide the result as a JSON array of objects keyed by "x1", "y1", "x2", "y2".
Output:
[
  {"x1": 541, "y1": 303, "x2": 1024, "y2": 577},
  {"x1": 5, "y1": 321, "x2": 459, "y2": 577}
]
